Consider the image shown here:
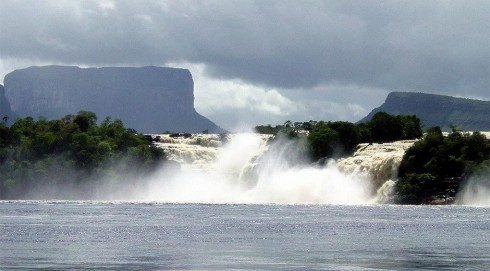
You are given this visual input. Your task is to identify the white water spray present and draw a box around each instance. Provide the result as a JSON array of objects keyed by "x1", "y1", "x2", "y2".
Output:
[
  {"x1": 456, "y1": 175, "x2": 490, "y2": 207},
  {"x1": 135, "y1": 133, "x2": 412, "y2": 205}
]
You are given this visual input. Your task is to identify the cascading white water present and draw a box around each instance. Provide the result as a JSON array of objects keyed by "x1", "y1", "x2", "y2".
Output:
[
  {"x1": 140, "y1": 133, "x2": 414, "y2": 204},
  {"x1": 336, "y1": 140, "x2": 416, "y2": 203}
]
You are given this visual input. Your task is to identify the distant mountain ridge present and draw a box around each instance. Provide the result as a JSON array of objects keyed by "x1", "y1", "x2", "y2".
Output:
[
  {"x1": 359, "y1": 92, "x2": 490, "y2": 131},
  {"x1": 2, "y1": 65, "x2": 225, "y2": 133}
]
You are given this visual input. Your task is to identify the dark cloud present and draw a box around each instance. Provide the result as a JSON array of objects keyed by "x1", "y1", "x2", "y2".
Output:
[{"x1": 0, "y1": 0, "x2": 489, "y2": 128}]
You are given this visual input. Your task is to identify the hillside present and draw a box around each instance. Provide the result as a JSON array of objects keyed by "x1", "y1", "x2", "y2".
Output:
[
  {"x1": 359, "y1": 92, "x2": 490, "y2": 131},
  {"x1": 3, "y1": 66, "x2": 225, "y2": 133}
]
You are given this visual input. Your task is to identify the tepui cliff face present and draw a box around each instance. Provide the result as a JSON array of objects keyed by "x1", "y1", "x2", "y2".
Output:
[
  {"x1": 3, "y1": 66, "x2": 224, "y2": 133},
  {"x1": 359, "y1": 92, "x2": 490, "y2": 131},
  {"x1": 0, "y1": 84, "x2": 15, "y2": 124}
]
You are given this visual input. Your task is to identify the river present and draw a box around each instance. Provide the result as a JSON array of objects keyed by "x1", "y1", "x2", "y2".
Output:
[{"x1": 1, "y1": 201, "x2": 489, "y2": 270}]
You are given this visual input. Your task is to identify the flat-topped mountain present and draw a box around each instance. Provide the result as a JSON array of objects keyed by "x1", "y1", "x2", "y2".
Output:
[
  {"x1": 3, "y1": 66, "x2": 224, "y2": 133},
  {"x1": 359, "y1": 92, "x2": 490, "y2": 131}
]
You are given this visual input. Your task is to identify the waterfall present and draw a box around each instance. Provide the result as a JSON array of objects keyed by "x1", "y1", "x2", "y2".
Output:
[
  {"x1": 153, "y1": 133, "x2": 271, "y2": 172},
  {"x1": 336, "y1": 141, "x2": 416, "y2": 203},
  {"x1": 143, "y1": 133, "x2": 415, "y2": 204},
  {"x1": 154, "y1": 134, "x2": 226, "y2": 171}
]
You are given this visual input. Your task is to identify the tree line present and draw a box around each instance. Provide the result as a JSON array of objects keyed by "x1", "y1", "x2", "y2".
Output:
[
  {"x1": 0, "y1": 111, "x2": 166, "y2": 199},
  {"x1": 255, "y1": 111, "x2": 423, "y2": 161}
]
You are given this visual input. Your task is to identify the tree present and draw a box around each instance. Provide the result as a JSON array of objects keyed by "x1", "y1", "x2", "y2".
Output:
[
  {"x1": 397, "y1": 115, "x2": 423, "y2": 139},
  {"x1": 327, "y1": 121, "x2": 361, "y2": 154},
  {"x1": 462, "y1": 132, "x2": 489, "y2": 163},
  {"x1": 74, "y1": 111, "x2": 97, "y2": 132},
  {"x1": 308, "y1": 124, "x2": 340, "y2": 160},
  {"x1": 364, "y1": 112, "x2": 423, "y2": 143},
  {"x1": 396, "y1": 173, "x2": 436, "y2": 204},
  {"x1": 368, "y1": 112, "x2": 403, "y2": 142}
]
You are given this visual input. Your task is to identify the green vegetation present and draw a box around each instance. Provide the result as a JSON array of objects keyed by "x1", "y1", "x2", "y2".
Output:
[
  {"x1": 359, "y1": 92, "x2": 490, "y2": 131},
  {"x1": 359, "y1": 112, "x2": 423, "y2": 143},
  {"x1": 396, "y1": 128, "x2": 490, "y2": 204},
  {"x1": 0, "y1": 111, "x2": 166, "y2": 199},
  {"x1": 253, "y1": 124, "x2": 284, "y2": 135},
  {"x1": 255, "y1": 112, "x2": 423, "y2": 161},
  {"x1": 308, "y1": 121, "x2": 361, "y2": 160}
]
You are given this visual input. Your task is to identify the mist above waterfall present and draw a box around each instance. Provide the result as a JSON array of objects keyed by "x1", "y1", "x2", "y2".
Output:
[
  {"x1": 456, "y1": 170, "x2": 490, "y2": 207},
  {"x1": 117, "y1": 133, "x2": 408, "y2": 205}
]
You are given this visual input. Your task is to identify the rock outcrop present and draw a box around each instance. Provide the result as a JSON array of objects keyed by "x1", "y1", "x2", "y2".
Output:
[
  {"x1": 359, "y1": 92, "x2": 490, "y2": 131},
  {"x1": 3, "y1": 66, "x2": 224, "y2": 133},
  {"x1": 0, "y1": 84, "x2": 15, "y2": 124}
]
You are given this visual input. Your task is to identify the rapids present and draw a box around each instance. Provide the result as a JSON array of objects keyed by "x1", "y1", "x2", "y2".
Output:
[
  {"x1": 337, "y1": 140, "x2": 416, "y2": 203},
  {"x1": 146, "y1": 133, "x2": 416, "y2": 204}
]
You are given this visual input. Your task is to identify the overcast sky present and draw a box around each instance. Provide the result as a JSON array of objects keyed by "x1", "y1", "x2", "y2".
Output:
[{"x1": 1, "y1": 0, "x2": 488, "y2": 130}]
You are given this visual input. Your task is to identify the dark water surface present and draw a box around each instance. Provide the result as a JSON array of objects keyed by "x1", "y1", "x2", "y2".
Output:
[{"x1": 1, "y1": 201, "x2": 489, "y2": 270}]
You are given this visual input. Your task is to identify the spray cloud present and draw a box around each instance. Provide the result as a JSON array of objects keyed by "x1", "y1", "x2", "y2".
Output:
[{"x1": 135, "y1": 133, "x2": 376, "y2": 204}]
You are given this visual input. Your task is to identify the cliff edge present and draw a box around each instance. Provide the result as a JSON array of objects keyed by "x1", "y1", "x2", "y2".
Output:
[
  {"x1": 3, "y1": 66, "x2": 224, "y2": 133},
  {"x1": 0, "y1": 84, "x2": 15, "y2": 124}
]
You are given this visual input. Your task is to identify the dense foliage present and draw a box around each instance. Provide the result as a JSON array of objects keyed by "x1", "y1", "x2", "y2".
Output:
[
  {"x1": 359, "y1": 112, "x2": 423, "y2": 143},
  {"x1": 253, "y1": 124, "x2": 285, "y2": 135},
  {"x1": 0, "y1": 111, "x2": 166, "y2": 199},
  {"x1": 396, "y1": 128, "x2": 490, "y2": 204},
  {"x1": 308, "y1": 121, "x2": 361, "y2": 160},
  {"x1": 255, "y1": 112, "x2": 423, "y2": 161}
]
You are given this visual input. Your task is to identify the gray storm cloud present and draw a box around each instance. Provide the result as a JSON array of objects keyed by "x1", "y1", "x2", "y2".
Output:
[{"x1": 0, "y1": 0, "x2": 488, "y2": 128}]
